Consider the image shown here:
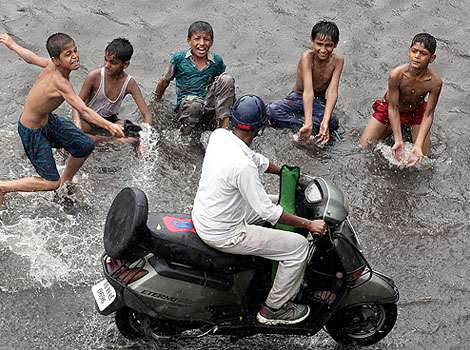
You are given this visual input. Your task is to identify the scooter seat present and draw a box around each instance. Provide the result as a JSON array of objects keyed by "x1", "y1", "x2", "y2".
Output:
[
  {"x1": 103, "y1": 188, "x2": 256, "y2": 273},
  {"x1": 144, "y1": 213, "x2": 257, "y2": 273}
]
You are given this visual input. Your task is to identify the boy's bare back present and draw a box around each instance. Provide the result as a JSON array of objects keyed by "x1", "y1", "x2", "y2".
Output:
[
  {"x1": 388, "y1": 63, "x2": 442, "y2": 114},
  {"x1": 294, "y1": 50, "x2": 343, "y2": 97}
]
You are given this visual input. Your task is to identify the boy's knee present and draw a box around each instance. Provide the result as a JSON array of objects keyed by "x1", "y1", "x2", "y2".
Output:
[
  {"x1": 329, "y1": 116, "x2": 339, "y2": 131},
  {"x1": 74, "y1": 139, "x2": 95, "y2": 158},
  {"x1": 186, "y1": 101, "x2": 204, "y2": 116},
  {"x1": 217, "y1": 73, "x2": 235, "y2": 88},
  {"x1": 180, "y1": 98, "x2": 204, "y2": 124}
]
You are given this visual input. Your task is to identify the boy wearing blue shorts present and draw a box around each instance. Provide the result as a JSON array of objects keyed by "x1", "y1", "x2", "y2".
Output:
[
  {"x1": 0, "y1": 33, "x2": 124, "y2": 206},
  {"x1": 154, "y1": 21, "x2": 235, "y2": 134},
  {"x1": 267, "y1": 21, "x2": 344, "y2": 144}
]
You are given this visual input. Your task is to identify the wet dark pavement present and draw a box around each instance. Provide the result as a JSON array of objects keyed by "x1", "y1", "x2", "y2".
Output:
[{"x1": 1, "y1": 1, "x2": 470, "y2": 349}]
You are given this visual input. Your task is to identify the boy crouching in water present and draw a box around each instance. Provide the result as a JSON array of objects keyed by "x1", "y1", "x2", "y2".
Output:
[
  {"x1": 72, "y1": 38, "x2": 153, "y2": 145},
  {"x1": 154, "y1": 21, "x2": 235, "y2": 135},
  {"x1": 0, "y1": 33, "x2": 124, "y2": 206},
  {"x1": 267, "y1": 21, "x2": 344, "y2": 144},
  {"x1": 359, "y1": 33, "x2": 442, "y2": 166}
]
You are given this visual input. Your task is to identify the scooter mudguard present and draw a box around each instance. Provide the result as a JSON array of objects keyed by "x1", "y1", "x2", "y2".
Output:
[{"x1": 337, "y1": 271, "x2": 399, "y2": 308}]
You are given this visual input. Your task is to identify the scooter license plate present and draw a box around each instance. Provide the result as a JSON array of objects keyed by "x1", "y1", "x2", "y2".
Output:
[{"x1": 92, "y1": 279, "x2": 116, "y2": 311}]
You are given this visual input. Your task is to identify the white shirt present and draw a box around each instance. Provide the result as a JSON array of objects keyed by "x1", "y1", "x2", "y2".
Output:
[{"x1": 192, "y1": 129, "x2": 283, "y2": 242}]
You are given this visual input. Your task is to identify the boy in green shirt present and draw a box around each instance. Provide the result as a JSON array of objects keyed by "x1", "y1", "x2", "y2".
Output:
[{"x1": 155, "y1": 21, "x2": 235, "y2": 135}]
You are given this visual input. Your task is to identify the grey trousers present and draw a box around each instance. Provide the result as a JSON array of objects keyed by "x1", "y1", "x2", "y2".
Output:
[
  {"x1": 202, "y1": 205, "x2": 309, "y2": 310},
  {"x1": 179, "y1": 72, "x2": 235, "y2": 127}
]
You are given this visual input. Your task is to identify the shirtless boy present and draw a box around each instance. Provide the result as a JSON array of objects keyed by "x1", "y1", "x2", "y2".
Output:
[
  {"x1": 0, "y1": 33, "x2": 124, "y2": 206},
  {"x1": 359, "y1": 33, "x2": 442, "y2": 166},
  {"x1": 72, "y1": 38, "x2": 153, "y2": 144},
  {"x1": 267, "y1": 21, "x2": 344, "y2": 143}
]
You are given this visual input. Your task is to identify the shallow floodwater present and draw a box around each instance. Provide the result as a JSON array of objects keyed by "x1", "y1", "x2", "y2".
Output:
[{"x1": 1, "y1": 1, "x2": 469, "y2": 349}]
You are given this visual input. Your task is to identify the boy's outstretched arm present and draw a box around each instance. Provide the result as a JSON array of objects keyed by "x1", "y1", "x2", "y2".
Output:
[
  {"x1": 154, "y1": 78, "x2": 170, "y2": 100},
  {"x1": 299, "y1": 53, "x2": 314, "y2": 142},
  {"x1": 154, "y1": 63, "x2": 174, "y2": 100},
  {"x1": 408, "y1": 79, "x2": 442, "y2": 166},
  {"x1": 72, "y1": 71, "x2": 96, "y2": 128},
  {"x1": 318, "y1": 57, "x2": 344, "y2": 143},
  {"x1": 57, "y1": 78, "x2": 125, "y2": 138},
  {"x1": 0, "y1": 33, "x2": 49, "y2": 68},
  {"x1": 387, "y1": 70, "x2": 403, "y2": 160},
  {"x1": 128, "y1": 79, "x2": 153, "y2": 124}
]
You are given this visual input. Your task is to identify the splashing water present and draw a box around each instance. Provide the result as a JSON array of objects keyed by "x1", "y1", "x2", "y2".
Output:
[
  {"x1": 128, "y1": 124, "x2": 161, "y2": 189},
  {"x1": 0, "y1": 217, "x2": 72, "y2": 289},
  {"x1": 374, "y1": 141, "x2": 434, "y2": 169}
]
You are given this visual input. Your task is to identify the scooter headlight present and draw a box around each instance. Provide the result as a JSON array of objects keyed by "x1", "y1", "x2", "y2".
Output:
[{"x1": 305, "y1": 182, "x2": 322, "y2": 203}]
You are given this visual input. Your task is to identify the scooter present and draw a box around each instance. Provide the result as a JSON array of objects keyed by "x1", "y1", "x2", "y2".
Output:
[{"x1": 92, "y1": 175, "x2": 399, "y2": 346}]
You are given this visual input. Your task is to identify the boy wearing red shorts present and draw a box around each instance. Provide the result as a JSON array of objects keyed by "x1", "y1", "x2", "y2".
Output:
[{"x1": 360, "y1": 33, "x2": 442, "y2": 166}]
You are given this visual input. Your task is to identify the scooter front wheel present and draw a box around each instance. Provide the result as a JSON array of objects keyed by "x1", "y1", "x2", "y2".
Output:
[{"x1": 325, "y1": 303, "x2": 397, "y2": 346}]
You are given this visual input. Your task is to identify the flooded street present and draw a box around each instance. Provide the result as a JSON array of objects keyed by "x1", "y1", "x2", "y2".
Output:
[{"x1": 1, "y1": 0, "x2": 469, "y2": 349}]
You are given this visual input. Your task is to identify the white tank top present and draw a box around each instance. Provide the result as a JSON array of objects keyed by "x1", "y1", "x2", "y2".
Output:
[{"x1": 87, "y1": 67, "x2": 132, "y2": 119}]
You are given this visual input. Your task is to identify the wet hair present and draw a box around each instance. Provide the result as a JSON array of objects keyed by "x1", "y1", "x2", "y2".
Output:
[
  {"x1": 187, "y1": 21, "x2": 213, "y2": 40},
  {"x1": 310, "y1": 21, "x2": 339, "y2": 44},
  {"x1": 105, "y1": 38, "x2": 133, "y2": 62},
  {"x1": 46, "y1": 33, "x2": 74, "y2": 58},
  {"x1": 411, "y1": 33, "x2": 437, "y2": 55}
]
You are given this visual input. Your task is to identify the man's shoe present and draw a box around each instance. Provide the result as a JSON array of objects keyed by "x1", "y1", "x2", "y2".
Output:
[{"x1": 256, "y1": 302, "x2": 310, "y2": 325}]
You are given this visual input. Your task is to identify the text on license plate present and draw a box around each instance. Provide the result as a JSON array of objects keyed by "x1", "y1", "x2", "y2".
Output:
[{"x1": 92, "y1": 279, "x2": 116, "y2": 311}]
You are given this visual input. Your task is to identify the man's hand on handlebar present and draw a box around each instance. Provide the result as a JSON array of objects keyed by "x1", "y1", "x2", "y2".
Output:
[{"x1": 307, "y1": 220, "x2": 327, "y2": 236}]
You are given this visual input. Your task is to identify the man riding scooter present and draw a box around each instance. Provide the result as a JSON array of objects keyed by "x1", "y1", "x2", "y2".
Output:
[{"x1": 191, "y1": 95, "x2": 327, "y2": 326}]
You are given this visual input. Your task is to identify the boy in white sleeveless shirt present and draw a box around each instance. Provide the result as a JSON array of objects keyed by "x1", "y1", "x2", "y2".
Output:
[{"x1": 72, "y1": 38, "x2": 153, "y2": 144}]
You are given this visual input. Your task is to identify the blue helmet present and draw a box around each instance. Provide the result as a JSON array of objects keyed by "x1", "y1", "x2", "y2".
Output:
[{"x1": 230, "y1": 95, "x2": 268, "y2": 131}]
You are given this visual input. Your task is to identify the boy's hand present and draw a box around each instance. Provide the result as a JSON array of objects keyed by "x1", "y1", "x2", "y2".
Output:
[
  {"x1": 298, "y1": 124, "x2": 313, "y2": 143},
  {"x1": 391, "y1": 140, "x2": 405, "y2": 162},
  {"x1": 107, "y1": 123, "x2": 125, "y2": 138},
  {"x1": 316, "y1": 122, "x2": 330, "y2": 144},
  {"x1": 0, "y1": 33, "x2": 16, "y2": 49},
  {"x1": 407, "y1": 145, "x2": 423, "y2": 166}
]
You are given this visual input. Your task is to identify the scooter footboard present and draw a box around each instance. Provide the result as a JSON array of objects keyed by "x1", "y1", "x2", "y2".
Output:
[{"x1": 337, "y1": 271, "x2": 399, "y2": 308}]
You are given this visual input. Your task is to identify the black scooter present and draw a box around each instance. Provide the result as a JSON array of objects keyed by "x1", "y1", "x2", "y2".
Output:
[{"x1": 92, "y1": 175, "x2": 399, "y2": 346}]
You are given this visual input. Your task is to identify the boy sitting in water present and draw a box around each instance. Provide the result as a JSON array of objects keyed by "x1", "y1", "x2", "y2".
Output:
[
  {"x1": 154, "y1": 21, "x2": 235, "y2": 135},
  {"x1": 0, "y1": 33, "x2": 124, "y2": 206},
  {"x1": 267, "y1": 21, "x2": 344, "y2": 144},
  {"x1": 359, "y1": 33, "x2": 442, "y2": 166},
  {"x1": 72, "y1": 38, "x2": 153, "y2": 144}
]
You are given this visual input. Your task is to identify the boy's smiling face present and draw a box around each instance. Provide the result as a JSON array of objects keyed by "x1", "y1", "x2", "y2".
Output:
[
  {"x1": 55, "y1": 41, "x2": 80, "y2": 70},
  {"x1": 408, "y1": 42, "x2": 435, "y2": 69},
  {"x1": 104, "y1": 51, "x2": 129, "y2": 76},
  {"x1": 311, "y1": 34, "x2": 336, "y2": 61},
  {"x1": 187, "y1": 31, "x2": 213, "y2": 59}
]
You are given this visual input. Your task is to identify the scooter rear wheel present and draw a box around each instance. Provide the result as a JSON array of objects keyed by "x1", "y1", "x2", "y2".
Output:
[
  {"x1": 115, "y1": 307, "x2": 144, "y2": 340},
  {"x1": 325, "y1": 303, "x2": 397, "y2": 346}
]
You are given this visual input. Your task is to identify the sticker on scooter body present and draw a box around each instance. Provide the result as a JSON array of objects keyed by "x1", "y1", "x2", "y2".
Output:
[
  {"x1": 92, "y1": 279, "x2": 116, "y2": 311},
  {"x1": 163, "y1": 215, "x2": 196, "y2": 233}
]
